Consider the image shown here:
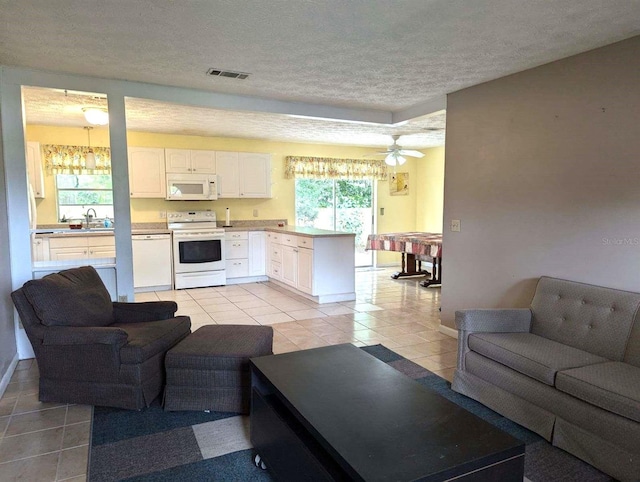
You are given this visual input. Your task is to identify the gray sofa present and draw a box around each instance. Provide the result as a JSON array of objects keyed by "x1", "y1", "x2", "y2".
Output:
[{"x1": 451, "y1": 276, "x2": 640, "y2": 481}]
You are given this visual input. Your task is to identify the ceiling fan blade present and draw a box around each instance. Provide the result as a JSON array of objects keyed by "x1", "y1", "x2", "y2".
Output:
[{"x1": 398, "y1": 149, "x2": 425, "y2": 158}]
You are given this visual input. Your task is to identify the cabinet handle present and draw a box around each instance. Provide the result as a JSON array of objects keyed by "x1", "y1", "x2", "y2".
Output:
[{"x1": 84, "y1": 250, "x2": 88, "y2": 254}]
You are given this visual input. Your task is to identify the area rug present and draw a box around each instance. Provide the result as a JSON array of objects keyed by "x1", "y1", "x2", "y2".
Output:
[{"x1": 88, "y1": 345, "x2": 613, "y2": 481}]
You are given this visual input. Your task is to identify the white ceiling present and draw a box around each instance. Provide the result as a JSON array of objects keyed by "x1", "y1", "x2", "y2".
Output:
[{"x1": 4, "y1": 0, "x2": 640, "y2": 148}]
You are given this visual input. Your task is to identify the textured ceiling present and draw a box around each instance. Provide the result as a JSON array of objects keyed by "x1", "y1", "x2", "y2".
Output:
[{"x1": 5, "y1": 1, "x2": 640, "y2": 147}]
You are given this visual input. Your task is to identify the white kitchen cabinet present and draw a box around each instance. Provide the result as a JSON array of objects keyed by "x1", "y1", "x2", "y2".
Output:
[
  {"x1": 31, "y1": 237, "x2": 49, "y2": 262},
  {"x1": 281, "y1": 245, "x2": 298, "y2": 287},
  {"x1": 165, "y1": 149, "x2": 216, "y2": 174},
  {"x1": 48, "y1": 235, "x2": 115, "y2": 261},
  {"x1": 267, "y1": 231, "x2": 356, "y2": 303},
  {"x1": 215, "y1": 151, "x2": 271, "y2": 198},
  {"x1": 225, "y1": 231, "x2": 267, "y2": 281},
  {"x1": 248, "y1": 231, "x2": 266, "y2": 276},
  {"x1": 297, "y1": 246, "x2": 313, "y2": 294},
  {"x1": 128, "y1": 147, "x2": 166, "y2": 198},
  {"x1": 132, "y1": 234, "x2": 172, "y2": 291},
  {"x1": 266, "y1": 232, "x2": 282, "y2": 280},
  {"x1": 26, "y1": 141, "x2": 45, "y2": 198}
]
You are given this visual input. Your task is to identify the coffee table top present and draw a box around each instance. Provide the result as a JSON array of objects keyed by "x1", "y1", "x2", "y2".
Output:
[{"x1": 251, "y1": 344, "x2": 524, "y2": 482}]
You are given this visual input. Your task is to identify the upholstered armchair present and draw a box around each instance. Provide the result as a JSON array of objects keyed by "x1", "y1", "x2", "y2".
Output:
[{"x1": 11, "y1": 266, "x2": 191, "y2": 410}]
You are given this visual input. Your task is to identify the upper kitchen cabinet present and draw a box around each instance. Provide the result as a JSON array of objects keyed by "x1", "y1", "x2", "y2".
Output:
[
  {"x1": 165, "y1": 149, "x2": 216, "y2": 174},
  {"x1": 216, "y1": 151, "x2": 271, "y2": 198},
  {"x1": 128, "y1": 147, "x2": 166, "y2": 198},
  {"x1": 26, "y1": 141, "x2": 45, "y2": 198}
]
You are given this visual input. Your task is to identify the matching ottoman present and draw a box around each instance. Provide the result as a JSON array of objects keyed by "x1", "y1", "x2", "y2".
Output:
[{"x1": 163, "y1": 325, "x2": 273, "y2": 413}]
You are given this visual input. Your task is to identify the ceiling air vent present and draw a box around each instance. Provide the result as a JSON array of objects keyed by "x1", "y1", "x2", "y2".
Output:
[{"x1": 206, "y1": 68, "x2": 250, "y2": 80}]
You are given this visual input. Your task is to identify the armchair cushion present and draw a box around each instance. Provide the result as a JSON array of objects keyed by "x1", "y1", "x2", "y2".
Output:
[
  {"x1": 115, "y1": 316, "x2": 191, "y2": 364},
  {"x1": 469, "y1": 332, "x2": 607, "y2": 385},
  {"x1": 22, "y1": 266, "x2": 113, "y2": 327},
  {"x1": 113, "y1": 301, "x2": 178, "y2": 323}
]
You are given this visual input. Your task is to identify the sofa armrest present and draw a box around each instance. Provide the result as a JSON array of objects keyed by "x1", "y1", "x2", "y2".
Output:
[
  {"x1": 455, "y1": 309, "x2": 532, "y2": 371},
  {"x1": 43, "y1": 326, "x2": 128, "y2": 347},
  {"x1": 455, "y1": 309, "x2": 532, "y2": 333},
  {"x1": 112, "y1": 301, "x2": 178, "y2": 323}
]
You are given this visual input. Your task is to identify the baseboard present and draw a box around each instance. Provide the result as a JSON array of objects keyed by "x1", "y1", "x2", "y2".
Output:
[
  {"x1": 268, "y1": 279, "x2": 356, "y2": 304},
  {"x1": 0, "y1": 353, "x2": 19, "y2": 399},
  {"x1": 439, "y1": 324, "x2": 458, "y2": 339},
  {"x1": 226, "y1": 275, "x2": 269, "y2": 285}
]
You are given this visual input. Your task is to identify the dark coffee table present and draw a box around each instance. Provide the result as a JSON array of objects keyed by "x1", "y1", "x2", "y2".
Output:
[{"x1": 250, "y1": 344, "x2": 524, "y2": 481}]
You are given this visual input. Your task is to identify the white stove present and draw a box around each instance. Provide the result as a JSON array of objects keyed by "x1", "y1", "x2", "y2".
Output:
[{"x1": 168, "y1": 211, "x2": 226, "y2": 289}]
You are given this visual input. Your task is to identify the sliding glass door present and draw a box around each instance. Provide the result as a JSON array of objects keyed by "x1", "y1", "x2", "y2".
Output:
[{"x1": 295, "y1": 179, "x2": 374, "y2": 267}]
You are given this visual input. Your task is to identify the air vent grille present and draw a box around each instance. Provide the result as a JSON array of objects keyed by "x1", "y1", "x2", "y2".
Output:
[{"x1": 207, "y1": 68, "x2": 250, "y2": 80}]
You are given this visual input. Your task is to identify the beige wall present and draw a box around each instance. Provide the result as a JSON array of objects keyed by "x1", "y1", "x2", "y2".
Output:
[
  {"x1": 441, "y1": 36, "x2": 640, "y2": 328},
  {"x1": 27, "y1": 126, "x2": 444, "y2": 265}
]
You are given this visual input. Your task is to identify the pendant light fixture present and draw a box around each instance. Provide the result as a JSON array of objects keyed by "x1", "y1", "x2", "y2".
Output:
[{"x1": 84, "y1": 126, "x2": 96, "y2": 170}]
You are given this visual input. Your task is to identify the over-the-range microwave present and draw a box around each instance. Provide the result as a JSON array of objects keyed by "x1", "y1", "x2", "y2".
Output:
[{"x1": 166, "y1": 173, "x2": 218, "y2": 201}]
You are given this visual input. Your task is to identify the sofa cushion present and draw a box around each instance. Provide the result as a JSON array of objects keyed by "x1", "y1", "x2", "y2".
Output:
[
  {"x1": 468, "y1": 332, "x2": 607, "y2": 386},
  {"x1": 530, "y1": 276, "x2": 640, "y2": 361},
  {"x1": 556, "y1": 362, "x2": 640, "y2": 423},
  {"x1": 115, "y1": 317, "x2": 191, "y2": 364},
  {"x1": 22, "y1": 266, "x2": 113, "y2": 327}
]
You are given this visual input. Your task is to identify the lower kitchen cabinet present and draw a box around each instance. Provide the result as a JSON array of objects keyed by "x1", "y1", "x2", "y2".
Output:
[
  {"x1": 269, "y1": 232, "x2": 355, "y2": 303},
  {"x1": 48, "y1": 235, "x2": 115, "y2": 261},
  {"x1": 226, "y1": 231, "x2": 267, "y2": 283}
]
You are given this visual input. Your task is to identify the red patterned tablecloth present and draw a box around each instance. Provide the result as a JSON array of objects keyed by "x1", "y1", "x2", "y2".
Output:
[{"x1": 366, "y1": 232, "x2": 442, "y2": 258}]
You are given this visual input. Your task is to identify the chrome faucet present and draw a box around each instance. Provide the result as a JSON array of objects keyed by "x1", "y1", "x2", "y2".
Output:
[{"x1": 85, "y1": 208, "x2": 98, "y2": 229}]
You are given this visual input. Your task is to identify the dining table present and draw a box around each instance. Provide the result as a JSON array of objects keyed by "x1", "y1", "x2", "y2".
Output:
[{"x1": 366, "y1": 232, "x2": 442, "y2": 287}]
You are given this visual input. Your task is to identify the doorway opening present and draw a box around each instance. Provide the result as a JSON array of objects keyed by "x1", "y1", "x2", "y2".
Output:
[{"x1": 295, "y1": 179, "x2": 374, "y2": 267}]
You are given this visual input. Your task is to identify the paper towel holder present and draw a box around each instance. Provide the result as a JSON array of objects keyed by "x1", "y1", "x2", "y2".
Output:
[{"x1": 223, "y1": 207, "x2": 233, "y2": 227}]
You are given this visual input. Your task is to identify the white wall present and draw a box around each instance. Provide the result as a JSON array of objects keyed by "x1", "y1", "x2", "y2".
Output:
[{"x1": 441, "y1": 36, "x2": 640, "y2": 328}]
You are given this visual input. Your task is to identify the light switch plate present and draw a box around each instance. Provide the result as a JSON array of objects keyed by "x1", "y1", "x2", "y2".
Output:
[{"x1": 451, "y1": 219, "x2": 461, "y2": 232}]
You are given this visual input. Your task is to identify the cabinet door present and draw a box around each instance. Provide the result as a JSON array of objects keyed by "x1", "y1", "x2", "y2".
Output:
[
  {"x1": 129, "y1": 147, "x2": 167, "y2": 198},
  {"x1": 49, "y1": 247, "x2": 88, "y2": 260},
  {"x1": 281, "y1": 245, "x2": 298, "y2": 287},
  {"x1": 225, "y1": 239, "x2": 248, "y2": 259},
  {"x1": 248, "y1": 232, "x2": 266, "y2": 276},
  {"x1": 88, "y1": 246, "x2": 116, "y2": 258},
  {"x1": 297, "y1": 247, "x2": 313, "y2": 294},
  {"x1": 227, "y1": 259, "x2": 249, "y2": 278},
  {"x1": 239, "y1": 153, "x2": 271, "y2": 198},
  {"x1": 165, "y1": 149, "x2": 191, "y2": 173},
  {"x1": 26, "y1": 141, "x2": 45, "y2": 198},
  {"x1": 215, "y1": 151, "x2": 240, "y2": 197},
  {"x1": 190, "y1": 150, "x2": 216, "y2": 174}
]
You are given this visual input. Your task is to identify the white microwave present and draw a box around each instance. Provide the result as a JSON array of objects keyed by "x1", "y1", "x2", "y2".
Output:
[{"x1": 166, "y1": 174, "x2": 218, "y2": 201}]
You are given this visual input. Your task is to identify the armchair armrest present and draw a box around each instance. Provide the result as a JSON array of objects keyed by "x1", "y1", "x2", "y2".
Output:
[
  {"x1": 112, "y1": 301, "x2": 178, "y2": 323},
  {"x1": 43, "y1": 326, "x2": 128, "y2": 347},
  {"x1": 455, "y1": 309, "x2": 532, "y2": 333},
  {"x1": 455, "y1": 309, "x2": 531, "y2": 371}
]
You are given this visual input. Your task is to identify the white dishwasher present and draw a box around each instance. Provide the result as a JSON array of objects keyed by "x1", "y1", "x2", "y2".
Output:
[{"x1": 132, "y1": 234, "x2": 173, "y2": 291}]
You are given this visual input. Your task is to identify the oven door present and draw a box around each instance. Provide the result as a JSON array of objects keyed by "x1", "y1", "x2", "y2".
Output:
[{"x1": 173, "y1": 232, "x2": 225, "y2": 273}]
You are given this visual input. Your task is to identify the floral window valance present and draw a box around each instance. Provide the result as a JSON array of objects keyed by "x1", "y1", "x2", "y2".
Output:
[
  {"x1": 284, "y1": 156, "x2": 388, "y2": 180},
  {"x1": 43, "y1": 145, "x2": 111, "y2": 175}
]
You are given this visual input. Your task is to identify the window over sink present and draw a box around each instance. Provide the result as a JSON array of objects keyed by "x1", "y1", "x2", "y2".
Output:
[{"x1": 56, "y1": 174, "x2": 114, "y2": 222}]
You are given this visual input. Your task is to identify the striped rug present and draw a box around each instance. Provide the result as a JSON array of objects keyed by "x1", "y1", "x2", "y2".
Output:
[{"x1": 88, "y1": 345, "x2": 613, "y2": 481}]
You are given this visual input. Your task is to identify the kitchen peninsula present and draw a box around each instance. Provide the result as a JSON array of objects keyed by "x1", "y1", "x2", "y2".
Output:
[{"x1": 31, "y1": 220, "x2": 356, "y2": 304}]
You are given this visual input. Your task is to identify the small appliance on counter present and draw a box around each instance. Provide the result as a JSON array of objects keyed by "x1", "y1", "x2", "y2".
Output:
[{"x1": 168, "y1": 210, "x2": 226, "y2": 289}]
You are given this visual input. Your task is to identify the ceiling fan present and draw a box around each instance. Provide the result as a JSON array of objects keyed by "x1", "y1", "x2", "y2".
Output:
[{"x1": 375, "y1": 135, "x2": 425, "y2": 166}]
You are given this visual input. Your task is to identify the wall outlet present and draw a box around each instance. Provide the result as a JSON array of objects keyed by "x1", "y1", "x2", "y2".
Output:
[
  {"x1": 450, "y1": 219, "x2": 461, "y2": 232},
  {"x1": 253, "y1": 209, "x2": 259, "y2": 217},
  {"x1": 118, "y1": 295, "x2": 128, "y2": 302},
  {"x1": 380, "y1": 207, "x2": 385, "y2": 216},
  {"x1": 159, "y1": 211, "x2": 166, "y2": 219}
]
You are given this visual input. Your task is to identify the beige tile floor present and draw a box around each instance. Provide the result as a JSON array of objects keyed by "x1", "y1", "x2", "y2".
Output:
[{"x1": 0, "y1": 268, "x2": 453, "y2": 481}]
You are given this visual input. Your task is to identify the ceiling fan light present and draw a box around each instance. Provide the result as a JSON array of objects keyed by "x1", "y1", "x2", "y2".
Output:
[
  {"x1": 83, "y1": 108, "x2": 109, "y2": 125},
  {"x1": 384, "y1": 152, "x2": 407, "y2": 166}
]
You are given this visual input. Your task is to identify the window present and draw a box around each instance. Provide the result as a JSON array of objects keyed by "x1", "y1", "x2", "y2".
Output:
[{"x1": 56, "y1": 174, "x2": 114, "y2": 221}]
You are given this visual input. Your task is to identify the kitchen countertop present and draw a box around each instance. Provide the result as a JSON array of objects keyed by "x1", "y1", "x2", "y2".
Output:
[{"x1": 33, "y1": 223, "x2": 353, "y2": 238}]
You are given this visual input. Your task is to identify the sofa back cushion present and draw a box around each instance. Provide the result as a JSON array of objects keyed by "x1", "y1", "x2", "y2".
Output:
[
  {"x1": 22, "y1": 266, "x2": 114, "y2": 327},
  {"x1": 530, "y1": 277, "x2": 640, "y2": 361}
]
